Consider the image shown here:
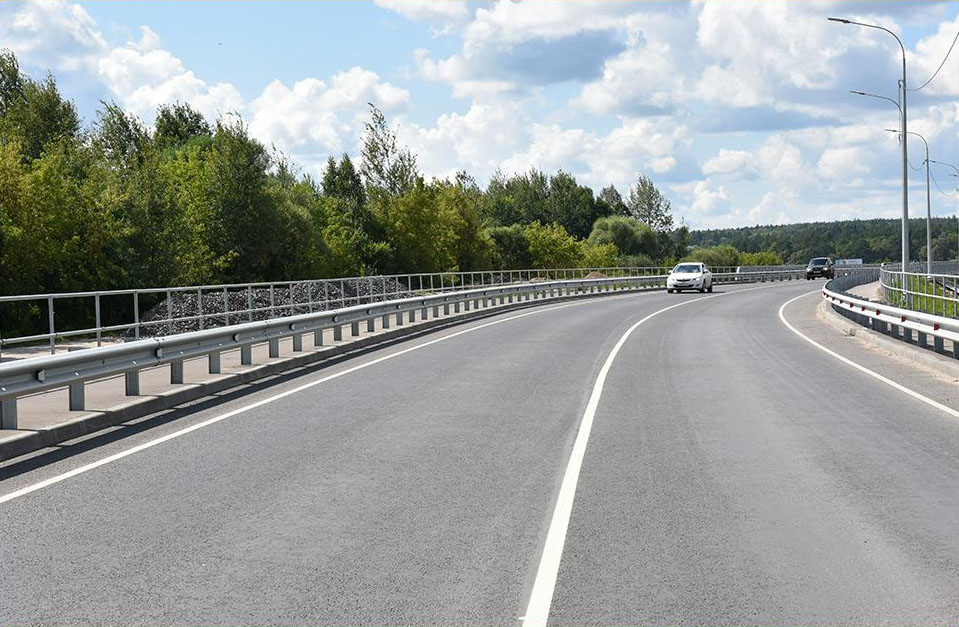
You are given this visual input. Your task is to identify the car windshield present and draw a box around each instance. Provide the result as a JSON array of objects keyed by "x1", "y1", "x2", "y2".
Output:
[
  {"x1": 674, "y1": 264, "x2": 701, "y2": 273},
  {"x1": 810, "y1": 258, "x2": 828, "y2": 266}
]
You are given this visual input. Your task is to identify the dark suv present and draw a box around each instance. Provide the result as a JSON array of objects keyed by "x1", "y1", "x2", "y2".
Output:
[{"x1": 805, "y1": 257, "x2": 834, "y2": 279}]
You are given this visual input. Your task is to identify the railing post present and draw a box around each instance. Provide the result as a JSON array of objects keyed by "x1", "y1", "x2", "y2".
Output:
[
  {"x1": 351, "y1": 321, "x2": 360, "y2": 337},
  {"x1": 209, "y1": 351, "x2": 222, "y2": 373},
  {"x1": 269, "y1": 337, "x2": 280, "y2": 357},
  {"x1": 382, "y1": 314, "x2": 391, "y2": 329},
  {"x1": 48, "y1": 295, "x2": 55, "y2": 354},
  {"x1": 292, "y1": 334, "x2": 303, "y2": 352},
  {"x1": 314, "y1": 328, "x2": 324, "y2": 346},
  {"x1": 170, "y1": 359, "x2": 184, "y2": 384},
  {"x1": 125, "y1": 370, "x2": 140, "y2": 395},
  {"x1": 241, "y1": 344, "x2": 253, "y2": 365},
  {"x1": 334, "y1": 325, "x2": 343, "y2": 341},
  {"x1": 367, "y1": 318, "x2": 375, "y2": 333},
  {"x1": 95, "y1": 293, "x2": 102, "y2": 347},
  {"x1": 0, "y1": 399, "x2": 17, "y2": 429}
]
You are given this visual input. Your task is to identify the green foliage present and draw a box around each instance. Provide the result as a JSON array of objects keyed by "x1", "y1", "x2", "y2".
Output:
[
  {"x1": 588, "y1": 215, "x2": 657, "y2": 257},
  {"x1": 524, "y1": 221, "x2": 582, "y2": 269},
  {"x1": 740, "y1": 250, "x2": 784, "y2": 266},
  {"x1": 690, "y1": 217, "x2": 956, "y2": 264},
  {"x1": 626, "y1": 174, "x2": 673, "y2": 232},
  {"x1": 580, "y1": 242, "x2": 619, "y2": 268},
  {"x1": 486, "y1": 224, "x2": 531, "y2": 269},
  {"x1": 360, "y1": 103, "x2": 417, "y2": 198},
  {"x1": 686, "y1": 245, "x2": 741, "y2": 268}
]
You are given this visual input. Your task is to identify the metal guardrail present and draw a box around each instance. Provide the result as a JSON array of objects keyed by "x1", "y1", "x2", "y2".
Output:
[
  {"x1": 0, "y1": 269, "x2": 816, "y2": 429},
  {"x1": 879, "y1": 262, "x2": 959, "y2": 319},
  {"x1": 0, "y1": 265, "x2": 762, "y2": 355},
  {"x1": 823, "y1": 272, "x2": 959, "y2": 359}
]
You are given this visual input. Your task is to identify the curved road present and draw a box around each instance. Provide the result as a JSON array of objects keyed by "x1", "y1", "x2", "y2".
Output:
[{"x1": 1, "y1": 282, "x2": 956, "y2": 625}]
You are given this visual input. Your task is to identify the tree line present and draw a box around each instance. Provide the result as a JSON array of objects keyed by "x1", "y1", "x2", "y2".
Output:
[
  {"x1": 692, "y1": 217, "x2": 958, "y2": 265},
  {"x1": 1, "y1": 50, "x2": 707, "y2": 302}
]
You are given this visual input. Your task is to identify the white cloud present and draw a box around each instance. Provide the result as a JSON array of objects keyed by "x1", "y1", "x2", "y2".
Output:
[
  {"x1": 374, "y1": 0, "x2": 470, "y2": 26},
  {"x1": 702, "y1": 149, "x2": 754, "y2": 177},
  {"x1": 908, "y1": 14, "x2": 959, "y2": 96},
  {"x1": 0, "y1": 0, "x2": 107, "y2": 72}
]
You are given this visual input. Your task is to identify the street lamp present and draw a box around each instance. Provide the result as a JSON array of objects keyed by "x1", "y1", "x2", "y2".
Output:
[
  {"x1": 885, "y1": 129, "x2": 931, "y2": 274},
  {"x1": 831, "y1": 17, "x2": 910, "y2": 272},
  {"x1": 928, "y1": 159, "x2": 959, "y2": 262}
]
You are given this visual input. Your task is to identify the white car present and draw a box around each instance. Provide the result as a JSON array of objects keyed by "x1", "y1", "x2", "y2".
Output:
[{"x1": 667, "y1": 263, "x2": 713, "y2": 293}]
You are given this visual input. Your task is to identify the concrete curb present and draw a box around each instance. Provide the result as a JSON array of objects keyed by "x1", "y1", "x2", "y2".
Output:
[
  {"x1": 0, "y1": 287, "x2": 649, "y2": 461},
  {"x1": 817, "y1": 298, "x2": 959, "y2": 381}
]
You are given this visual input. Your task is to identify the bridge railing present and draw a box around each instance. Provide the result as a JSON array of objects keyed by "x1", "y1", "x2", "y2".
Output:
[
  {"x1": 0, "y1": 269, "x2": 818, "y2": 428},
  {"x1": 879, "y1": 262, "x2": 959, "y2": 319},
  {"x1": 823, "y1": 269, "x2": 959, "y2": 359},
  {"x1": 0, "y1": 264, "x2": 812, "y2": 355}
]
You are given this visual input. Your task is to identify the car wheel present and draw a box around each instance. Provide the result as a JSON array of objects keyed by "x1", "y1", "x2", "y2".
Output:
[
  {"x1": 699, "y1": 285, "x2": 706, "y2": 293},
  {"x1": 667, "y1": 288, "x2": 673, "y2": 293},
  {"x1": 707, "y1": 283, "x2": 713, "y2": 293}
]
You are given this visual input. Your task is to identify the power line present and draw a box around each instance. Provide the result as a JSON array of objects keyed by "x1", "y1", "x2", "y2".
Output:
[
  {"x1": 930, "y1": 167, "x2": 959, "y2": 196},
  {"x1": 909, "y1": 27, "x2": 959, "y2": 91}
]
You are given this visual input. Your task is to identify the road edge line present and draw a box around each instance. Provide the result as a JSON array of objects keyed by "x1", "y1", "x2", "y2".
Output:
[{"x1": 778, "y1": 291, "x2": 958, "y2": 419}]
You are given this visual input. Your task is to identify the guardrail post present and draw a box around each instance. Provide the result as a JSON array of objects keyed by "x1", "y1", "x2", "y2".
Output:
[
  {"x1": 125, "y1": 370, "x2": 140, "y2": 395},
  {"x1": 170, "y1": 359, "x2": 184, "y2": 384},
  {"x1": 409, "y1": 309, "x2": 416, "y2": 323},
  {"x1": 334, "y1": 325, "x2": 343, "y2": 341},
  {"x1": 464, "y1": 299, "x2": 471, "y2": 311},
  {"x1": 381, "y1": 314, "x2": 390, "y2": 330},
  {"x1": 934, "y1": 335, "x2": 944, "y2": 353},
  {"x1": 314, "y1": 329, "x2": 324, "y2": 346},
  {"x1": 395, "y1": 312, "x2": 404, "y2": 326},
  {"x1": 241, "y1": 344, "x2": 253, "y2": 365},
  {"x1": 433, "y1": 305, "x2": 440, "y2": 317},
  {"x1": 0, "y1": 399, "x2": 17, "y2": 429},
  {"x1": 69, "y1": 382, "x2": 84, "y2": 410},
  {"x1": 48, "y1": 295, "x2": 56, "y2": 354},
  {"x1": 269, "y1": 337, "x2": 281, "y2": 357},
  {"x1": 917, "y1": 331, "x2": 927, "y2": 349},
  {"x1": 367, "y1": 318, "x2": 375, "y2": 333},
  {"x1": 292, "y1": 334, "x2": 303, "y2": 352},
  {"x1": 454, "y1": 302, "x2": 461, "y2": 313},
  {"x1": 351, "y1": 321, "x2": 360, "y2": 337},
  {"x1": 421, "y1": 306, "x2": 429, "y2": 319},
  {"x1": 444, "y1": 303, "x2": 451, "y2": 314},
  {"x1": 209, "y1": 350, "x2": 222, "y2": 373}
]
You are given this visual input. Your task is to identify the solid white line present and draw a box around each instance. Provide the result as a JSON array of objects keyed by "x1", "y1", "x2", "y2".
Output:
[
  {"x1": 0, "y1": 294, "x2": 647, "y2": 505},
  {"x1": 778, "y1": 291, "x2": 959, "y2": 418},
  {"x1": 520, "y1": 293, "x2": 726, "y2": 626}
]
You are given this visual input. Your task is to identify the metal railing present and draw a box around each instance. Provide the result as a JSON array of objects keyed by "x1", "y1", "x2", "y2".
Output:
[
  {"x1": 879, "y1": 261, "x2": 959, "y2": 319},
  {"x1": 823, "y1": 271, "x2": 959, "y2": 358},
  {"x1": 0, "y1": 265, "x2": 788, "y2": 355},
  {"x1": 0, "y1": 268, "x2": 818, "y2": 428}
]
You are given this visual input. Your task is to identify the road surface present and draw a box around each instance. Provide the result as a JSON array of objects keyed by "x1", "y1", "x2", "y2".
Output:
[{"x1": 1, "y1": 281, "x2": 956, "y2": 626}]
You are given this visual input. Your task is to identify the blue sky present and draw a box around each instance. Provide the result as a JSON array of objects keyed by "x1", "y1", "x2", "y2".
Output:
[{"x1": 1, "y1": 0, "x2": 957, "y2": 229}]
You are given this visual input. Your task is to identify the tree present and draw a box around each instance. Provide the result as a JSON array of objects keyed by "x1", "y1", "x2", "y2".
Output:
[
  {"x1": 587, "y1": 215, "x2": 657, "y2": 257},
  {"x1": 626, "y1": 174, "x2": 673, "y2": 232},
  {"x1": 93, "y1": 102, "x2": 148, "y2": 170},
  {"x1": 486, "y1": 224, "x2": 531, "y2": 269},
  {"x1": 546, "y1": 170, "x2": 608, "y2": 239},
  {"x1": 154, "y1": 102, "x2": 210, "y2": 147},
  {"x1": 597, "y1": 184, "x2": 627, "y2": 216},
  {"x1": 0, "y1": 65, "x2": 80, "y2": 161},
  {"x1": 360, "y1": 103, "x2": 417, "y2": 197},
  {"x1": 523, "y1": 221, "x2": 581, "y2": 269},
  {"x1": 687, "y1": 245, "x2": 741, "y2": 267}
]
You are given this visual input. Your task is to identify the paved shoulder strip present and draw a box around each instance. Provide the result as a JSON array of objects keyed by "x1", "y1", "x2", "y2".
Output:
[{"x1": 778, "y1": 291, "x2": 959, "y2": 419}]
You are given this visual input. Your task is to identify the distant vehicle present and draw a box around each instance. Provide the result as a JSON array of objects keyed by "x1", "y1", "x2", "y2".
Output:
[
  {"x1": 667, "y1": 263, "x2": 713, "y2": 293},
  {"x1": 805, "y1": 257, "x2": 834, "y2": 280}
]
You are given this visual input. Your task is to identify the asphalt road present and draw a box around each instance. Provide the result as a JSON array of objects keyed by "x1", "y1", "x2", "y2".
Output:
[{"x1": 1, "y1": 281, "x2": 956, "y2": 626}]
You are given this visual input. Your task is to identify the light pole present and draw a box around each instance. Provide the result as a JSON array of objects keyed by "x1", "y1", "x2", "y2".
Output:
[
  {"x1": 831, "y1": 17, "x2": 910, "y2": 272},
  {"x1": 886, "y1": 129, "x2": 931, "y2": 274},
  {"x1": 928, "y1": 159, "x2": 959, "y2": 262}
]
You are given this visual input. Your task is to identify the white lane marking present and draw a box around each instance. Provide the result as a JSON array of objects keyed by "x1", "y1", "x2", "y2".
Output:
[
  {"x1": 519, "y1": 285, "x2": 758, "y2": 626},
  {"x1": 778, "y1": 291, "x2": 959, "y2": 419},
  {"x1": 0, "y1": 292, "x2": 658, "y2": 504}
]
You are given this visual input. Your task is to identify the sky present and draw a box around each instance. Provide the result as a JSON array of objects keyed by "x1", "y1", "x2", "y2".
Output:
[{"x1": 1, "y1": 0, "x2": 957, "y2": 229}]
